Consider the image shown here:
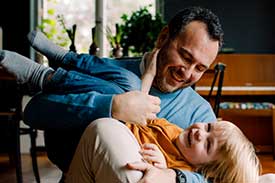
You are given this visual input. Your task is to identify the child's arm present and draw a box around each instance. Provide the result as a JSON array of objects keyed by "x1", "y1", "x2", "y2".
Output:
[
  {"x1": 139, "y1": 143, "x2": 167, "y2": 168},
  {"x1": 141, "y1": 49, "x2": 159, "y2": 94}
]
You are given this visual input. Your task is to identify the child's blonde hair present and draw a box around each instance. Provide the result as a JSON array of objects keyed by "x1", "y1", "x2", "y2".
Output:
[{"x1": 197, "y1": 121, "x2": 261, "y2": 183}]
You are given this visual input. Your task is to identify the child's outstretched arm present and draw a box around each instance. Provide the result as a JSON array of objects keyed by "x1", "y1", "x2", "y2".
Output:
[
  {"x1": 141, "y1": 49, "x2": 159, "y2": 94},
  {"x1": 139, "y1": 143, "x2": 167, "y2": 169}
]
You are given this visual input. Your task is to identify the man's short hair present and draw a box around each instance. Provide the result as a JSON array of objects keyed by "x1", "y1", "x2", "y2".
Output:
[{"x1": 168, "y1": 6, "x2": 224, "y2": 49}]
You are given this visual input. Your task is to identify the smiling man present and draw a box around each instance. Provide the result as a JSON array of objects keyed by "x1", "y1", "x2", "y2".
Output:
[{"x1": 20, "y1": 6, "x2": 224, "y2": 183}]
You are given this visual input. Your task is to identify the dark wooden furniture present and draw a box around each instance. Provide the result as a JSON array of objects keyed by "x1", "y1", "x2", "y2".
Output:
[
  {"x1": 195, "y1": 54, "x2": 275, "y2": 158},
  {"x1": 0, "y1": 67, "x2": 41, "y2": 182}
]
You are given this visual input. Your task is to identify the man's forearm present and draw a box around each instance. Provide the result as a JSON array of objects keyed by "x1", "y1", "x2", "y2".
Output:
[
  {"x1": 173, "y1": 169, "x2": 187, "y2": 183},
  {"x1": 127, "y1": 159, "x2": 207, "y2": 183},
  {"x1": 179, "y1": 170, "x2": 208, "y2": 183},
  {"x1": 161, "y1": 169, "x2": 206, "y2": 183}
]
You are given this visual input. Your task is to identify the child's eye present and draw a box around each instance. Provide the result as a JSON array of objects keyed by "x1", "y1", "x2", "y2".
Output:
[
  {"x1": 207, "y1": 124, "x2": 211, "y2": 152},
  {"x1": 207, "y1": 123, "x2": 211, "y2": 132},
  {"x1": 207, "y1": 139, "x2": 211, "y2": 152},
  {"x1": 196, "y1": 65, "x2": 207, "y2": 72}
]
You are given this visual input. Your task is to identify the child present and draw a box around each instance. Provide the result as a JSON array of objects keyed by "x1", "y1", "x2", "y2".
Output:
[
  {"x1": 125, "y1": 118, "x2": 261, "y2": 183},
  {"x1": 0, "y1": 31, "x2": 261, "y2": 183},
  {"x1": 65, "y1": 117, "x2": 261, "y2": 183}
]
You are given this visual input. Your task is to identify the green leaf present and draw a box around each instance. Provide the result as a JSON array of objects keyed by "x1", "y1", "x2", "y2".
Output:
[
  {"x1": 119, "y1": 5, "x2": 166, "y2": 56},
  {"x1": 47, "y1": 9, "x2": 55, "y2": 15}
]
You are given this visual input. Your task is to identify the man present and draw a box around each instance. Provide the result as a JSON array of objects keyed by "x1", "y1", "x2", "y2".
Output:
[{"x1": 24, "y1": 6, "x2": 223, "y2": 182}]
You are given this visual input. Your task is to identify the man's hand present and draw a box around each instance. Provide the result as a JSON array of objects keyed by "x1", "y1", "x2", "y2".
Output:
[
  {"x1": 112, "y1": 91, "x2": 161, "y2": 125},
  {"x1": 126, "y1": 161, "x2": 176, "y2": 183},
  {"x1": 140, "y1": 143, "x2": 167, "y2": 168}
]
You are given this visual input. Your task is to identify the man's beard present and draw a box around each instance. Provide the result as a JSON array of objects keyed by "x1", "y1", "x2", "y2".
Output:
[
  {"x1": 153, "y1": 74, "x2": 191, "y2": 93},
  {"x1": 154, "y1": 76, "x2": 179, "y2": 93}
]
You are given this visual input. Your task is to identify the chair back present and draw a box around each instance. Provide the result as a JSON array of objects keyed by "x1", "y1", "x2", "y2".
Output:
[
  {"x1": 193, "y1": 62, "x2": 226, "y2": 117},
  {"x1": 207, "y1": 63, "x2": 226, "y2": 116}
]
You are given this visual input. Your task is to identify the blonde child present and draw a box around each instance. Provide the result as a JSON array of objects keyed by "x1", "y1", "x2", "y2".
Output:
[
  {"x1": 126, "y1": 118, "x2": 261, "y2": 183},
  {"x1": 64, "y1": 117, "x2": 260, "y2": 183}
]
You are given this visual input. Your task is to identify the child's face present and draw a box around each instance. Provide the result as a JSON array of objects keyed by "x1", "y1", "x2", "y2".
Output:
[{"x1": 176, "y1": 122, "x2": 223, "y2": 166}]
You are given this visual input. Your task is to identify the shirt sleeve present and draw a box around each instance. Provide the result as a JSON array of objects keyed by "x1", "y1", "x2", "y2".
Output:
[{"x1": 180, "y1": 170, "x2": 209, "y2": 183}]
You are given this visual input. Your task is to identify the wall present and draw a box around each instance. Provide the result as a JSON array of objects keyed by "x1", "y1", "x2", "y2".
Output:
[
  {"x1": 163, "y1": 0, "x2": 275, "y2": 54},
  {"x1": 0, "y1": 0, "x2": 30, "y2": 56}
]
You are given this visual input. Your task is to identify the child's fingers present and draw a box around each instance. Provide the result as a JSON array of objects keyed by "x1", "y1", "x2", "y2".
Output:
[
  {"x1": 150, "y1": 49, "x2": 159, "y2": 62},
  {"x1": 142, "y1": 154, "x2": 161, "y2": 163},
  {"x1": 139, "y1": 149, "x2": 156, "y2": 157},
  {"x1": 153, "y1": 162, "x2": 167, "y2": 169},
  {"x1": 140, "y1": 143, "x2": 161, "y2": 157},
  {"x1": 150, "y1": 48, "x2": 159, "y2": 60},
  {"x1": 141, "y1": 153, "x2": 167, "y2": 168},
  {"x1": 142, "y1": 143, "x2": 159, "y2": 150},
  {"x1": 139, "y1": 148, "x2": 162, "y2": 163},
  {"x1": 140, "y1": 143, "x2": 167, "y2": 168}
]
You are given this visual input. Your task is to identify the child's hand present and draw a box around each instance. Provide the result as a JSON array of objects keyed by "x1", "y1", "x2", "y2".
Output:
[
  {"x1": 139, "y1": 143, "x2": 167, "y2": 169},
  {"x1": 145, "y1": 49, "x2": 159, "y2": 77},
  {"x1": 141, "y1": 49, "x2": 159, "y2": 94}
]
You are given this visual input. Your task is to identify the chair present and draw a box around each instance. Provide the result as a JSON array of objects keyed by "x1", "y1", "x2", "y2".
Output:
[
  {"x1": 0, "y1": 67, "x2": 40, "y2": 183},
  {"x1": 206, "y1": 62, "x2": 226, "y2": 117},
  {"x1": 193, "y1": 62, "x2": 226, "y2": 117}
]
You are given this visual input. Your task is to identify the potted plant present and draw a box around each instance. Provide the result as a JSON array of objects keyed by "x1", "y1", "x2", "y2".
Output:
[
  {"x1": 57, "y1": 14, "x2": 77, "y2": 53},
  {"x1": 106, "y1": 23, "x2": 123, "y2": 58},
  {"x1": 119, "y1": 5, "x2": 166, "y2": 56}
]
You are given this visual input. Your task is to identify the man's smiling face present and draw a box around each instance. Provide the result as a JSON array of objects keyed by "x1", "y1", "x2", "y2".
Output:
[{"x1": 153, "y1": 21, "x2": 219, "y2": 93}]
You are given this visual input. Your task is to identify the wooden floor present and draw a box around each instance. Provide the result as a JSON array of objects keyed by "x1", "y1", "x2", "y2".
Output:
[
  {"x1": 0, "y1": 153, "x2": 62, "y2": 183},
  {"x1": 0, "y1": 153, "x2": 274, "y2": 183}
]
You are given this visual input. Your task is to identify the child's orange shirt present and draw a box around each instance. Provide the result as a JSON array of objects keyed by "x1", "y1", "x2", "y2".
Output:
[{"x1": 126, "y1": 118, "x2": 193, "y2": 171}]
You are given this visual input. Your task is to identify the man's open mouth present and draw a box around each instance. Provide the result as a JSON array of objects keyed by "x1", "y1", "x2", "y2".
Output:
[{"x1": 171, "y1": 70, "x2": 185, "y2": 83}]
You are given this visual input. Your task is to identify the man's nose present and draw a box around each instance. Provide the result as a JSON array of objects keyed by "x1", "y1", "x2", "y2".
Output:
[{"x1": 180, "y1": 66, "x2": 193, "y2": 80}]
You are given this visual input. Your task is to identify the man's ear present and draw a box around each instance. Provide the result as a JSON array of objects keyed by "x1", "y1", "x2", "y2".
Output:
[{"x1": 155, "y1": 26, "x2": 169, "y2": 49}]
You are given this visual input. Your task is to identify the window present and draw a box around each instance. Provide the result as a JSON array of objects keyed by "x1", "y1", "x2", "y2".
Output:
[{"x1": 39, "y1": 0, "x2": 156, "y2": 56}]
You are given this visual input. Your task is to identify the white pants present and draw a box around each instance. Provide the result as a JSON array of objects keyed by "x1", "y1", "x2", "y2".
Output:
[{"x1": 65, "y1": 118, "x2": 144, "y2": 183}]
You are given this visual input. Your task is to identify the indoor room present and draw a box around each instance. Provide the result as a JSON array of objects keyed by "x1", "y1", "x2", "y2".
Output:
[{"x1": 0, "y1": 0, "x2": 274, "y2": 182}]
